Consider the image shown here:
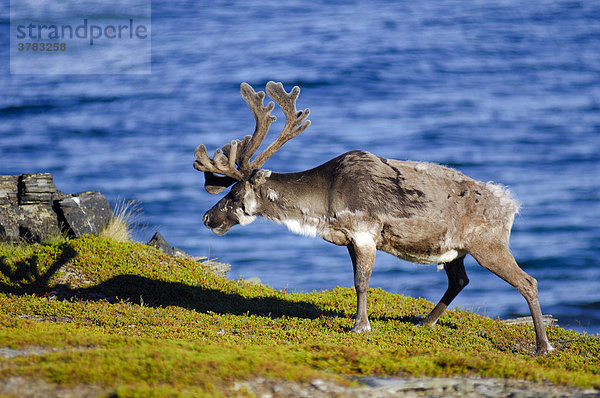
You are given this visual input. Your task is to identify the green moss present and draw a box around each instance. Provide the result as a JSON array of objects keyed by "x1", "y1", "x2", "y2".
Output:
[{"x1": 1, "y1": 235, "x2": 599, "y2": 396}]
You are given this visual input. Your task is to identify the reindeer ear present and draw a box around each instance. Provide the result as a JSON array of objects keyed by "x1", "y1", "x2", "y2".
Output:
[
  {"x1": 249, "y1": 169, "x2": 272, "y2": 187},
  {"x1": 204, "y1": 172, "x2": 237, "y2": 194}
]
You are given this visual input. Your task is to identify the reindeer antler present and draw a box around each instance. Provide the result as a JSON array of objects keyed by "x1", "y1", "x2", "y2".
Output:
[
  {"x1": 237, "y1": 83, "x2": 277, "y2": 170},
  {"x1": 194, "y1": 81, "x2": 311, "y2": 194},
  {"x1": 193, "y1": 140, "x2": 244, "y2": 194},
  {"x1": 250, "y1": 82, "x2": 311, "y2": 169}
]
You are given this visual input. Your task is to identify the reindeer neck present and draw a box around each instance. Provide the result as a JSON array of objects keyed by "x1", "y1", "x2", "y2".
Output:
[{"x1": 256, "y1": 169, "x2": 330, "y2": 223}]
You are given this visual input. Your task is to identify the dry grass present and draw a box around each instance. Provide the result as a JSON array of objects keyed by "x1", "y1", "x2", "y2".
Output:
[{"x1": 98, "y1": 199, "x2": 144, "y2": 242}]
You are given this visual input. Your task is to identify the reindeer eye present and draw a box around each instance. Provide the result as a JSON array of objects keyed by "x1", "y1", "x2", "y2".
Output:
[{"x1": 230, "y1": 189, "x2": 242, "y2": 200}]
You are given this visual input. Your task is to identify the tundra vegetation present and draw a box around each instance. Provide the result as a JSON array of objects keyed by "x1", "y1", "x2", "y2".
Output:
[{"x1": 0, "y1": 235, "x2": 599, "y2": 397}]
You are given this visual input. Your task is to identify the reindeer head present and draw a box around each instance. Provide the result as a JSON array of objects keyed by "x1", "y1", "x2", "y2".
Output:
[{"x1": 194, "y1": 82, "x2": 311, "y2": 235}]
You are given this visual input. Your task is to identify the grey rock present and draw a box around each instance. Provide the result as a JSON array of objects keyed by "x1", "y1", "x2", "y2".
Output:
[
  {"x1": 502, "y1": 315, "x2": 558, "y2": 328},
  {"x1": 18, "y1": 173, "x2": 61, "y2": 205},
  {"x1": 18, "y1": 204, "x2": 63, "y2": 242},
  {"x1": 244, "y1": 276, "x2": 262, "y2": 286},
  {"x1": 0, "y1": 175, "x2": 19, "y2": 206},
  {"x1": 191, "y1": 257, "x2": 231, "y2": 278},
  {"x1": 206, "y1": 260, "x2": 231, "y2": 278},
  {"x1": 173, "y1": 247, "x2": 188, "y2": 258},
  {"x1": 0, "y1": 376, "x2": 109, "y2": 398},
  {"x1": 148, "y1": 231, "x2": 175, "y2": 256},
  {"x1": 57, "y1": 191, "x2": 112, "y2": 238},
  {"x1": 0, "y1": 173, "x2": 64, "y2": 242},
  {"x1": 0, "y1": 203, "x2": 20, "y2": 241},
  {"x1": 0, "y1": 173, "x2": 113, "y2": 242}
]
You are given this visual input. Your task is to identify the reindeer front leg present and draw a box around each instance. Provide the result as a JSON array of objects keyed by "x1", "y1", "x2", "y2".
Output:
[{"x1": 347, "y1": 234, "x2": 376, "y2": 333}]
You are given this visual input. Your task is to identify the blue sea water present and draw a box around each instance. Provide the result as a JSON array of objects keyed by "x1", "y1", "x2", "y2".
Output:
[{"x1": 1, "y1": 1, "x2": 599, "y2": 333}]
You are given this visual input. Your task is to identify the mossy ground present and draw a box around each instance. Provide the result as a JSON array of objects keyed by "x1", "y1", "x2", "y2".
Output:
[{"x1": 1, "y1": 236, "x2": 599, "y2": 397}]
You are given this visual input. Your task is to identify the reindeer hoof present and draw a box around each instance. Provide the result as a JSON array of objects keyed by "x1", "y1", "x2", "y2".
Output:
[
  {"x1": 350, "y1": 322, "x2": 371, "y2": 333},
  {"x1": 417, "y1": 315, "x2": 437, "y2": 326},
  {"x1": 536, "y1": 342, "x2": 555, "y2": 355}
]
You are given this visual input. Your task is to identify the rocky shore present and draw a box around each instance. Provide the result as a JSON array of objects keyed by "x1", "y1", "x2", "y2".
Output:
[
  {"x1": 233, "y1": 376, "x2": 600, "y2": 398},
  {"x1": 2, "y1": 369, "x2": 598, "y2": 397}
]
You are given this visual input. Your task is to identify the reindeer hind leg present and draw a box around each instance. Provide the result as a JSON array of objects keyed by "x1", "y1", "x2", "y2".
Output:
[
  {"x1": 468, "y1": 240, "x2": 554, "y2": 355},
  {"x1": 420, "y1": 255, "x2": 469, "y2": 325}
]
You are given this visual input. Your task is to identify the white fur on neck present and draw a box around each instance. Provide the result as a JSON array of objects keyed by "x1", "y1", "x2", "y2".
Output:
[
  {"x1": 235, "y1": 208, "x2": 256, "y2": 226},
  {"x1": 281, "y1": 218, "x2": 319, "y2": 237}
]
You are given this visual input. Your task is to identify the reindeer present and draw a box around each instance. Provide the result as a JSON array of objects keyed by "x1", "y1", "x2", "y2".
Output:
[{"x1": 193, "y1": 81, "x2": 554, "y2": 355}]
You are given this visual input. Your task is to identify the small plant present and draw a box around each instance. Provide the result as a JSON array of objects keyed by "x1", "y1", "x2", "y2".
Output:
[
  {"x1": 41, "y1": 230, "x2": 70, "y2": 246},
  {"x1": 0, "y1": 239, "x2": 37, "y2": 261},
  {"x1": 99, "y1": 199, "x2": 144, "y2": 242}
]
